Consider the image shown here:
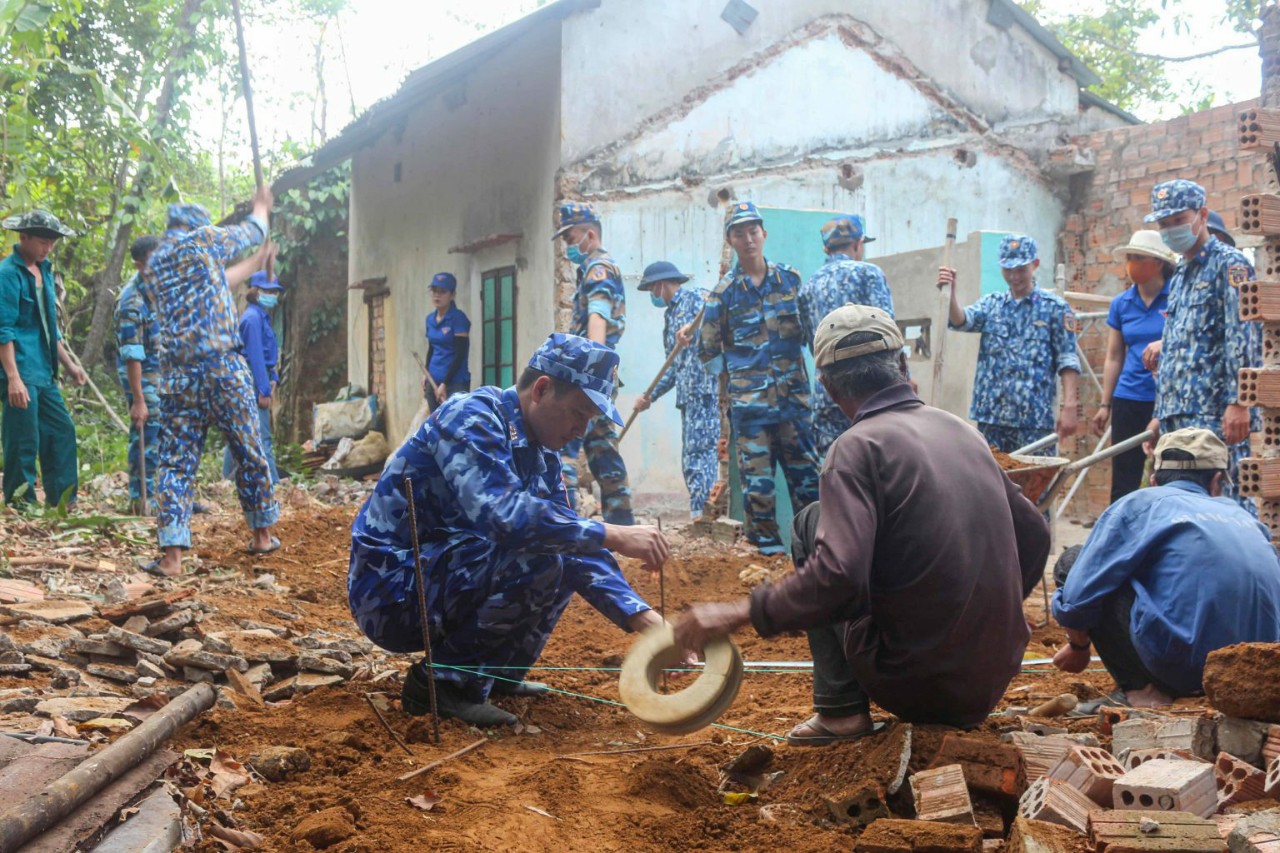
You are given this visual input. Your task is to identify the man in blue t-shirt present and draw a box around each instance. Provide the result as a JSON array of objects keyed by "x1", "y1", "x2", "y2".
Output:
[{"x1": 1051, "y1": 428, "x2": 1280, "y2": 707}]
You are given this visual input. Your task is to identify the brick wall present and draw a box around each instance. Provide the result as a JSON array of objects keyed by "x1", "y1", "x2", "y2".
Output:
[{"x1": 1059, "y1": 99, "x2": 1264, "y2": 521}]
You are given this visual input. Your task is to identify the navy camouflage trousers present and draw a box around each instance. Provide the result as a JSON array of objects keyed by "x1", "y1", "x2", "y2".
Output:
[
  {"x1": 156, "y1": 354, "x2": 278, "y2": 548},
  {"x1": 124, "y1": 390, "x2": 161, "y2": 503},
  {"x1": 562, "y1": 410, "x2": 634, "y2": 525},
  {"x1": 813, "y1": 405, "x2": 852, "y2": 460},
  {"x1": 1161, "y1": 413, "x2": 1256, "y2": 516},
  {"x1": 977, "y1": 423, "x2": 1056, "y2": 457},
  {"x1": 349, "y1": 532, "x2": 587, "y2": 702},
  {"x1": 682, "y1": 396, "x2": 719, "y2": 519},
  {"x1": 736, "y1": 417, "x2": 820, "y2": 552}
]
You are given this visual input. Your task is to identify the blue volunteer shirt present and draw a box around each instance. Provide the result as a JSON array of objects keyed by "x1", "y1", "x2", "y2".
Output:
[
  {"x1": 1106, "y1": 281, "x2": 1168, "y2": 403},
  {"x1": 1052, "y1": 480, "x2": 1280, "y2": 695},
  {"x1": 237, "y1": 301, "x2": 279, "y2": 399},
  {"x1": 425, "y1": 304, "x2": 471, "y2": 387}
]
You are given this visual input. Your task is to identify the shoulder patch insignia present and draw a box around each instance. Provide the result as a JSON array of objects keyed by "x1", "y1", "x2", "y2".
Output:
[
  {"x1": 1064, "y1": 313, "x2": 1077, "y2": 333},
  {"x1": 509, "y1": 423, "x2": 519, "y2": 441},
  {"x1": 586, "y1": 265, "x2": 610, "y2": 283},
  {"x1": 1228, "y1": 264, "x2": 1250, "y2": 288}
]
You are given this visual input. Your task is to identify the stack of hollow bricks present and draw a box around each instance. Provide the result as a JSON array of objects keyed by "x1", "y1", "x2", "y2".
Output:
[{"x1": 1058, "y1": 99, "x2": 1260, "y2": 523}]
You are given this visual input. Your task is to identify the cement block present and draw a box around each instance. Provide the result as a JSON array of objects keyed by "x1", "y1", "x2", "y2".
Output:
[
  {"x1": 1156, "y1": 716, "x2": 1219, "y2": 761},
  {"x1": 1217, "y1": 717, "x2": 1272, "y2": 767},
  {"x1": 1227, "y1": 812, "x2": 1280, "y2": 853},
  {"x1": 1113, "y1": 759, "x2": 1217, "y2": 819},
  {"x1": 1112, "y1": 720, "x2": 1162, "y2": 760},
  {"x1": 89, "y1": 786, "x2": 182, "y2": 853}
]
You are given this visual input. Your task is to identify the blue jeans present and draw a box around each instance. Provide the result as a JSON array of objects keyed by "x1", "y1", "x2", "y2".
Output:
[{"x1": 222, "y1": 405, "x2": 279, "y2": 485}]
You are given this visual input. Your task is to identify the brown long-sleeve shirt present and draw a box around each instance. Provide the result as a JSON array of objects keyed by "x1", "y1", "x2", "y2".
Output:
[{"x1": 750, "y1": 383, "x2": 1049, "y2": 727}]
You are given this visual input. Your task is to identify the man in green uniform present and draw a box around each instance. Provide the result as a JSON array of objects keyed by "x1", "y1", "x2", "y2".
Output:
[{"x1": 0, "y1": 210, "x2": 87, "y2": 505}]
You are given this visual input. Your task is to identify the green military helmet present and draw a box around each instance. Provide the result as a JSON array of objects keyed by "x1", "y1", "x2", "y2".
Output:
[{"x1": 2, "y1": 209, "x2": 76, "y2": 239}]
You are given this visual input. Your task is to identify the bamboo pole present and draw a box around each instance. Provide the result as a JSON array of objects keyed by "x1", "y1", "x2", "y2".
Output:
[
  {"x1": 929, "y1": 218, "x2": 958, "y2": 407},
  {"x1": 618, "y1": 307, "x2": 705, "y2": 442},
  {"x1": 230, "y1": 0, "x2": 264, "y2": 190}
]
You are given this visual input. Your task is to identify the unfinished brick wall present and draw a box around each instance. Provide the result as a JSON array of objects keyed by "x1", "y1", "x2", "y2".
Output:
[{"x1": 1058, "y1": 99, "x2": 1264, "y2": 521}]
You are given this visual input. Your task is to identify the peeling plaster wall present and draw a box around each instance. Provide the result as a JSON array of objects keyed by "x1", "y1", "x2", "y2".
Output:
[
  {"x1": 559, "y1": 0, "x2": 1084, "y2": 167},
  {"x1": 347, "y1": 29, "x2": 562, "y2": 440}
]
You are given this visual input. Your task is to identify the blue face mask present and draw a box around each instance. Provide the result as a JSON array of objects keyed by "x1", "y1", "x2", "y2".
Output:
[
  {"x1": 258, "y1": 293, "x2": 278, "y2": 309},
  {"x1": 565, "y1": 240, "x2": 587, "y2": 265},
  {"x1": 1160, "y1": 223, "x2": 1198, "y2": 254},
  {"x1": 649, "y1": 293, "x2": 668, "y2": 308}
]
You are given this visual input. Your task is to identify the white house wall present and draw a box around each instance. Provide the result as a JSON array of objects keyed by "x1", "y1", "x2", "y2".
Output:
[
  {"x1": 347, "y1": 28, "x2": 562, "y2": 438},
  {"x1": 559, "y1": 0, "x2": 1084, "y2": 167}
]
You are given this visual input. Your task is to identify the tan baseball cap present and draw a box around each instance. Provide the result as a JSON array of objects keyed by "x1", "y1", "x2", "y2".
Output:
[
  {"x1": 1153, "y1": 428, "x2": 1229, "y2": 471},
  {"x1": 813, "y1": 304, "x2": 904, "y2": 368}
]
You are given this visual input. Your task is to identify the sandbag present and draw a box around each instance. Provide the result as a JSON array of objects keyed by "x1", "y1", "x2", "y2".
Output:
[{"x1": 313, "y1": 396, "x2": 378, "y2": 443}]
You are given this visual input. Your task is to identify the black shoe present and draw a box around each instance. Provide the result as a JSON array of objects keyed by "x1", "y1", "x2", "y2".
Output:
[
  {"x1": 192, "y1": 501, "x2": 212, "y2": 514},
  {"x1": 402, "y1": 666, "x2": 517, "y2": 727}
]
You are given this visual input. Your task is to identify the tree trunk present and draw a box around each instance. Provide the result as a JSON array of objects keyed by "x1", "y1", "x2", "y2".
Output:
[{"x1": 78, "y1": 0, "x2": 203, "y2": 368}]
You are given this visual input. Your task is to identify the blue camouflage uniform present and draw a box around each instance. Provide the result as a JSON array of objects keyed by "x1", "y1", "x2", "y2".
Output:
[
  {"x1": 1146, "y1": 180, "x2": 1262, "y2": 514},
  {"x1": 699, "y1": 202, "x2": 820, "y2": 553},
  {"x1": 554, "y1": 202, "x2": 634, "y2": 525},
  {"x1": 138, "y1": 203, "x2": 277, "y2": 549},
  {"x1": 640, "y1": 263, "x2": 719, "y2": 519},
  {"x1": 114, "y1": 272, "x2": 161, "y2": 503},
  {"x1": 798, "y1": 215, "x2": 895, "y2": 457},
  {"x1": 348, "y1": 334, "x2": 651, "y2": 702},
  {"x1": 222, "y1": 271, "x2": 282, "y2": 485},
  {"x1": 950, "y1": 235, "x2": 1080, "y2": 454}
]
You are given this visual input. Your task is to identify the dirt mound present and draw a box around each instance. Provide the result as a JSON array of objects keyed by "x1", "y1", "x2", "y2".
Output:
[{"x1": 625, "y1": 755, "x2": 719, "y2": 810}]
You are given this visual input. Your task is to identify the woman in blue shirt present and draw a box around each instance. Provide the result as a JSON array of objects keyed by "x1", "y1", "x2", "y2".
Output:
[
  {"x1": 424, "y1": 272, "x2": 471, "y2": 412},
  {"x1": 1090, "y1": 231, "x2": 1177, "y2": 502}
]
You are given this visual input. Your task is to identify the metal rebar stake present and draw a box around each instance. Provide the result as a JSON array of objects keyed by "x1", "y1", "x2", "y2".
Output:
[{"x1": 403, "y1": 478, "x2": 441, "y2": 744}]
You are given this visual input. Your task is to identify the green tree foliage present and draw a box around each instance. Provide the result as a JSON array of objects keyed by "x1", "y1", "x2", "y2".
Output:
[{"x1": 1020, "y1": 0, "x2": 1263, "y2": 113}]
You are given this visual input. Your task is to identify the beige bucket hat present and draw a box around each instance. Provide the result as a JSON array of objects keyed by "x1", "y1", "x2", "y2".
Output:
[{"x1": 1112, "y1": 229, "x2": 1178, "y2": 265}]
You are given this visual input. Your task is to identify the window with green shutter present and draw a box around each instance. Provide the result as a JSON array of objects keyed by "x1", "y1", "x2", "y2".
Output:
[{"x1": 481, "y1": 267, "x2": 517, "y2": 387}]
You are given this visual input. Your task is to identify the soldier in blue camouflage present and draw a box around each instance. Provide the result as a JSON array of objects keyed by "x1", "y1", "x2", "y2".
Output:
[
  {"x1": 138, "y1": 186, "x2": 279, "y2": 576},
  {"x1": 553, "y1": 202, "x2": 635, "y2": 525},
  {"x1": 631, "y1": 261, "x2": 720, "y2": 519},
  {"x1": 799, "y1": 214, "x2": 895, "y2": 457},
  {"x1": 940, "y1": 234, "x2": 1080, "y2": 454},
  {"x1": 699, "y1": 202, "x2": 820, "y2": 555},
  {"x1": 1141, "y1": 179, "x2": 1261, "y2": 515},
  {"x1": 348, "y1": 334, "x2": 668, "y2": 727},
  {"x1": 114, "y1": 235, "x2": 161, "y2": 513}
]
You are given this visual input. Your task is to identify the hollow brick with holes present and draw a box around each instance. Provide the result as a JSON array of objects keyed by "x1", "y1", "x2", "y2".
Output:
[
  {"x1": 1045, "y1": 746, "x2": 1127, "y2": 807},
  {"x1": 1017, "y1": 777, "x2": 1101, "y2": 834},
  {"x1": 1123, "y1": 748, "x2": 1207, "y2": 772},
  {"x1": 1113, "y1": 759, "x2": 1218, "y2": 818},
  {"x1": 1215, "y1": 752, "x2": 1269, "y2": 808}
]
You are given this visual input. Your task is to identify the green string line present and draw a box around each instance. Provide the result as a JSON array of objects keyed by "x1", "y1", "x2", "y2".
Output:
[
  {"x1": 412, "y1": 663, "x2": 1104, "y2": 675},
  {"x1": 429, "y1": 662, "x2": 786, "y2": 742}
]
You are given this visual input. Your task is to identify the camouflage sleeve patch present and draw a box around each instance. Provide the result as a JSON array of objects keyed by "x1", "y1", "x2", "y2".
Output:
[
  {"x1": 1228, "y1": 264, "x2": 1250, "y2": 288},
  {"x1": 1064, "y1": 312, "x2": 1077, "y2": 333},
  {"x1": 586, "y1": 264, "x2": 611, "y2": 283}
]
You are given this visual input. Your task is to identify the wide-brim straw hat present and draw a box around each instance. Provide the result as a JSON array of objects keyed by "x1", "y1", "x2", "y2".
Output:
[{"x1": 1113, "y1": 229, "x2": 1178, "y2": 265}]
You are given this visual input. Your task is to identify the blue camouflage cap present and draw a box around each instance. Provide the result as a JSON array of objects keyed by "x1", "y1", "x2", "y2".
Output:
[
  {"x1": 248, "y1": 270, "x2": 283, "y2": 291},
  {"x1": 1145, "y1": 180, "x2": 1205, "y2": 223},
  {"x1": 430, "y1": 272, "x2": 457, "y2": 292},
  {"x1": 167, "y1": 203, "x2": 212, "y2": 231},
  {"x1": 997, "y1": 234, "x2": 1038, "y2": 269},
  {"x1": 820, "y1": 214, "x2": 865, "y2": 249},
  {"x1": 552, "y1": 202, "x2": 600, "y2": 240},
  {"x1": 724, "y1": 201, "x2": 764, "y2": 236},
  {"x1": 527, "y1": 333, "x2": 623, "y2": 426}
]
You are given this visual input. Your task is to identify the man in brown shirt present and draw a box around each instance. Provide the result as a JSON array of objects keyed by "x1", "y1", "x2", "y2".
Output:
[{"x1": 675, "y1": 305, "x2": 1049, "y2": 733}]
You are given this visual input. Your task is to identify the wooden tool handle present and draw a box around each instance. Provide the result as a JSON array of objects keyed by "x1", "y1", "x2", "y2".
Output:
[
  {"x1": 411, "y1": 350, "x2": 438, "y2": 394},
  {"x1": 231, "y1": 0, "x2": 264, "y2": 190},
  {"x1": 618, "y1": 307, "x2": 706, "y2": 442},
  {"x1": 930, "y1": 218, "x2": 958, "y2": 407}
]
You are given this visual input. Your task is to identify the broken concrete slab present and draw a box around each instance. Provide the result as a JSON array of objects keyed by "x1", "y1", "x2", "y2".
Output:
[
  {"x1": 1113, "y1": 759, "x2": 1217, "y2": 819},
  {"x1": 87, "y1": 785, "x2": 182, "y2": 853},
  {"x1": 164, "y1": 640, "x2": 247, "y2": 673},
  {"x1": 1227, "y1": 811, "x2": 1280, "y2": 853},
  {"x1": 1204, "y1": 644, "x2": 1280, "y2": 724},
  {"x1": 142, "y1": 609, "x2": 194, "y2": 638},
  {"x1": 217, "y1": 630, "x2": 298, "y2": 664},
  {"x1": 261, "y1": 673, "x2": 344, "y2": 701},
  {"x1": 34, "y1": 695, "x2": 132, "y2": 722},
  {"x1": 1217, "y1": 717, "x2": 1273, "y2": 768},
  {"x1": 9, "y1": 623, "x2": 84, "y2": 659},
  {"x1": 0, "y1": 599, "x2": 93, "y2": 624},
  {"x1": 85, "y1": 663, "x2": 141, "y2": 684},
  {"x1": 296, "y1": 651, "x2": 354, "y2": 678},
  {"x1": 104, "y1": 626, "x2": 172, "y2": 656},
  {"x1": 856, "y1": 818, "x2": 983, "y2": 853}
]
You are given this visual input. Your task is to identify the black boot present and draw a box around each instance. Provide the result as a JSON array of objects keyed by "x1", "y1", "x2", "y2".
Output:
[{"x1": 402, "y1": 665, "x2": 518, "y2": 727}]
